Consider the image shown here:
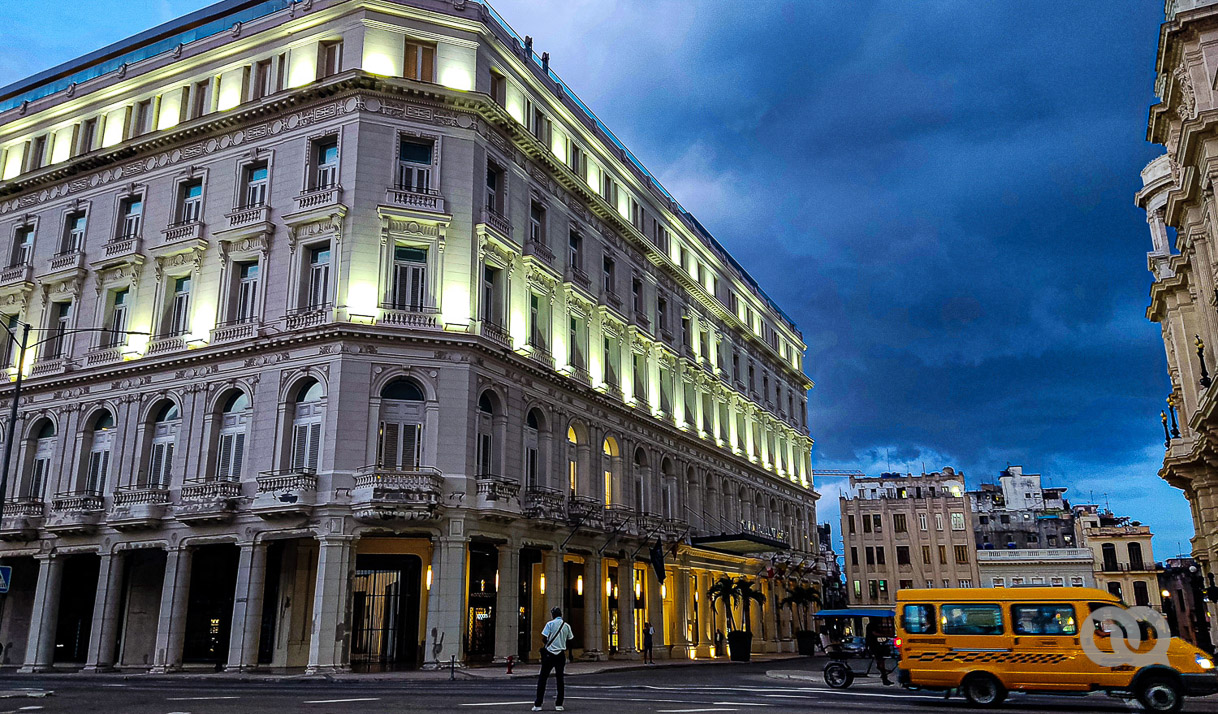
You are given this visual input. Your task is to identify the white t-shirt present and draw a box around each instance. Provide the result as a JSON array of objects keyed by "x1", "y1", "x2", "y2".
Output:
[{"x1": 541, "y1": 617, "x2": 574, "y2": 654}]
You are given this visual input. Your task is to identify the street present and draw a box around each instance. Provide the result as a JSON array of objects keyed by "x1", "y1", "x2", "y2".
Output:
[{"x1": 0, "y1": 661, "x2": 1215, "y2": 714}]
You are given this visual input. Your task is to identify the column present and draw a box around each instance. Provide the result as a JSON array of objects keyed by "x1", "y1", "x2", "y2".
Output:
[
  {"x1": 582, "y1": 554, "x2": 603, "y2": 660},
  {"x1": 616, "y1": 560, "x2": 636, "y2": 659},
  {"x1": 544, "y1": 548, "x2": 563, "y2": 617},
  {"x1": 493, "y1": 541, "x2": 519, "y2": 663},
  {"x1": 150, "y1": 546, "x2": 192, "y2": 673},
  {"x1": 673, "y1": 566, "x2": 690, "y2": 656},
  {"x1": 422, "y1": 536, "x2": 468, "y2": 668},
  {"x1": 84, "y1": 552, "x2": 125, "y2": 671},
  {"x1": 19, "y1": 554, "x2": 63, "y2": 673},
  {"x1": 645, "y1": 564, "x2": 665, "y2": 656},
  {"x1": 696, "y1": 572, "x2": 712, "y2": 656},
  {"x1": 306, "y1": 535, "x2": 355, "y2": 674},
  {"x1": 227, "y1": 540, "x2": 268, "y2": 671}
]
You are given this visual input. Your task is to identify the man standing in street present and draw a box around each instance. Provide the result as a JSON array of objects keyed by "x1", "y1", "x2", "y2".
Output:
[{"x1": 534, "y1": 606, "x2": 574, "y2": 711}]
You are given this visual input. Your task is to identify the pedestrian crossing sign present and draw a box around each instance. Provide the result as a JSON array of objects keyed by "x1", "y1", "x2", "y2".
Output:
[{"x1": 0, "y1": 565, "x2": 11, "y2": 594}]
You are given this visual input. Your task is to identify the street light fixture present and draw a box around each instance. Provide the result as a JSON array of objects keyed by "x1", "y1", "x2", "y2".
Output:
[{"x1": 0, "y1": 320, "x2": 150, "y2": 517}]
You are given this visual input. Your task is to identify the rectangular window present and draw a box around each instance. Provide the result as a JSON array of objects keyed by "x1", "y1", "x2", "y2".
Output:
[
  {"x1": 167, "y1": 276, "x2": 191, "y2": 336},
  {"x1": 901, "y1": 604, "x2": 936, "y2": 634},
  {"x1": 134, "y1": 99, "x2": 154, "y2": 136},
  {"x1": 632, "y1": 277, "x2": 644, "y2": 314},
  {"x1": 307, "y1": 244, "x2": 331, "y2": 308},
  {"x1": 119, "y1": 196, "x2": 143, "y2": 239},
  {"x1": 233, "y1": 262, "x2": 260, "y2": 322},
  {"x1": 313, "y1": 137, "x2": 338, "y2": 189},
  {"x1": 863, "y1": 514, "x2": 872, "y2": 533},
  {"x1": 61, "y1": 211, "x2": 86, "y2": 254},
  {"x1": 958, "y1": 579, "x2": 972, "y2": 588},
  {"x1": 873, "y1": 514, "x2": 882, "y2": 532},
  {"x1": 529, "y1": 201, "x2": 546, "y2": 244},
  {"x1": 865, "y1": 547, "x2": 874, "y2": 566},
  {"x1": 633, "y1": 352, "x2": 646, "y2": 403},
  {"x1": 896, "y1": 545, "x2": 910, "y2": 565},
  {"x1": 853, "y1": 580, "x2": 862, "y2": 599},
  {"x1": 253, "y1": 59, "x2": 274, "y2": 100},
  {"x1": 941, "y1": 604, "x2": 1003, "y2": 635},
  {"x1": 918, "y1": 513, "x2": 928, "y2": 531},
  {"x1": 397, "y1": 138, "x2": 434, "y2": 193},
  {"x1": 893, "y1": 513, "x2": 907, "y2": 533},
  {"x1": 378, "y1": 421, "x2": 422, "y2": 470},
  {"x1": 78, "y1": 118, "x2": 98, "y2": 155},
  {"x1": 954, "y1": 545, "x2": 969, "y2": 564},
  {"x1": 485, "y1": 163, "x2": 504, "y2": 214},
  {"x1": 103, "y1": 289, "x2": 129, "y2": 348},
  {"x1": 657, "y1": 295, "x2": 669, "y2": 334},
  {"x1": 850, "y1": 547, "x2": 858, "y2": 567},
  {"x1": 603, "y1": 336, "x2": 619, "y2": 388},
  {"x1": 568, "y1": 231, "x2": 582, "y2": 272},
  {"x1": 45, "y1": 301, "x2": 71, "y2": 358},
  {"x1": 868, "y1": 580, "x2": 878, "y2": 600},
  {"x1": 405, "y1": 40, "x2": 436, "y2": 82},
  {"x1": 847, "y1": 515, "x2": 856, "y2": 535},
  {"x1": 177, "y1": 180, "x2": 203, "y2": 224},
  {"x1": 938, "y1": 544, "x2": 947, "y2": 564},
  {"x1": 876, "y1": 547, "x2": 885, "y2": 565},
  {"x1": 10, "y1": 226, "x2": 33, "y2": 267},
  {"x1": 490, "y1": 71, "x2": 506, "y2": 106},
  {"x1": 481, "y1": 265, "x2": 502, "y2": 325},
  {"x1": 602, "y1": 255, "x2": 615, "y2": 296},
  {"x1": 951, "y1": 512, "x2": 965, "y2": 531},
  {"x1": 1011, "y1": 604, "x2": 1077, "y2": 635},
  {"x1": 243, "y1": 162, "x2": 269, "y2": 208},
  {"x1": 935, "y1": 513, "x2": 944, "y2": 531},
  {"x1": 192, "y1": 79, "x2": 213, "y2": 119},
  {"x1": 569, "y1": 143, "x2": 585, "y2": 174},
  {"x1": 528, "y1": 292, "x2": 547, "y2": 349},
  {"x1": 391, "y1": 245, "x2": 428, "y2": 310},
  {"x1": 921, "y1": 545, "x2": 931, "y2": 564},
  {"x1": 568, "y1": 315, "x2": 585, "y2": 370},
  {"x1": 320, "y1": 40, "x2": 343, "y2": 78}
]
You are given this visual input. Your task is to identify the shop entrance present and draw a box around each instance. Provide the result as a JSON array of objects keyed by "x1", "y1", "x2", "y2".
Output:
[
  {"x1": 465, "y1": 544, "x2": 497, "y2": 663},
  {"x1": 351, "y1": 554, "x2": 422, "y2": 671}
]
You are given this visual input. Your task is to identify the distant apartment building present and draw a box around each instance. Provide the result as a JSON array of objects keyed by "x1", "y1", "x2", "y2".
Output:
[
  {"x1": 1160, "y1": 556, "x2": 1213, "y2": 651},
  {"x1": 1076, "y1": 505, "x2": 1163, "y2": 610},
  {"x1": 840, "y1": 469, "x2": 979, "y2": 606},
  {"x1": 967, "y1": 466, "x2": 1093, "y2": 588}
]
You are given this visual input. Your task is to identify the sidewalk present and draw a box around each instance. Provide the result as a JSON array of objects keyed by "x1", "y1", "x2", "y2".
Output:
[{"x1": 0, "y1": 653, "x2": 807, "y2": 684}]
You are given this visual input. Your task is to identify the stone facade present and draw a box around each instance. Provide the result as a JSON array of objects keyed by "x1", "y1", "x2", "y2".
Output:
[
  {"x1": 1075, "y1": 506, "x2": 1163, "y2": 610},
  {"x1": 0, "y1": 0, "x2": 818, "y2": 671},
  {"x1": 975, "y1": 548, "x2": 1094, "y2": 589}
]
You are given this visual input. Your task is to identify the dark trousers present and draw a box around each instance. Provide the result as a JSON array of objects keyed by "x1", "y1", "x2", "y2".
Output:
[{"x1": 534, "y1": 649, "x2": 566, "y2": 706}]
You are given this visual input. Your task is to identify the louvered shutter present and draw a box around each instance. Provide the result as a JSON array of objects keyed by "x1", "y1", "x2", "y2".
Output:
[
  {"x1": 403, "y1": 423, "x2": 420, "y2": 470},
  {"x1": 149, "y1": 443, "x2": 165, "y2": 488},
  {"x1": 408, "y1": 264, "x2": 425, "y2": 310},
  {"x1": 217, "y1": 433, "x2": 233, "y2": 480},
  {"x1": 230, "y1": 433, "x2": 246, "y2": 479},
  {"x1": 291, "y1": 423, "x2": 309, "y2": 471},
  {"x1": 31, "y1": 459, "x2": 46, "y2": 498},
  {"x1": 380, "y1": 422, "x2": 400, "y2": 469},
  {"x1": 306, "y1": 422, "x2": 321, "y2": 470}
]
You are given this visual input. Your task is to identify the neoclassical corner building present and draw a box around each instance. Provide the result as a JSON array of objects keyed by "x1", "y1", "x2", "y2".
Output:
[
  {"x1": 0, "y1": 0, "x2": 819, "y2": 672},
  {"x1": 1139, "y1": 0, "x2": 1218, "y2": 649}
]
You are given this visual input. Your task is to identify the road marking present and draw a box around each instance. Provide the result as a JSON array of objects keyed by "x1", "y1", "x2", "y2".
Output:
[
  {"x1": 763, "y1": 691, "x2": 924, "y2": 700},
  {"x1": 302, "y1": 698, "x2": 381, "y2": 704},
  {"x1": 167, "y1": 696, "x2": 241, "y2": 701},
  {"x1": 656, "y1": 709, "x2": 737, "y2": 713},
  {"x1": 712, "y1": 703, "x2": 771, "y2": 707},
  {"x1": 18, "y1": 707, "x2": 44, "y2": 711},
  {"x1": 459, "y1": 703, "x2": 534, "y2": 707}
]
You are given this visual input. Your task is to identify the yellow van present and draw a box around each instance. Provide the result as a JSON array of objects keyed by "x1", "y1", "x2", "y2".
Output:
[{"x1": 895, "y1": 587, "x2": 1217, "y2": 712}]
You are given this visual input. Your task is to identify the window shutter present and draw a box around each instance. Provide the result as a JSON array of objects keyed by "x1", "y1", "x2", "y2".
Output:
[
  {"x1": 149, "y1": 443, "x2": 165, "y2": 488},
  {"x1": 231, "y1": 433, "x2": 246, "y2": 479},
  {"x1": 291, "y1": 424, "x2": 309, "y2": 471},
  {"x1": 380, "y1": 422, "x2": 400, "y2": 469},
  {"x1": 217, "y1": 433, "x2": 233, "y2": 480},
  {"x1": 404, "y1": 423, "x2": 421, "y2": 469},
  {"x1": 406, "y1": 43, "x2": 419, "y2": 79},
  {"x1": 421, "y1": 45, "x2": 435, "y2": 81},
  {"x1": 31, "y1": 459, "x2": 46, "y2": 497},
  {"x1": 409, "y1": 264, "x2": 426, "y2": 309},
  {"x1": 306, "y1": 422, "x2": 321, "y2": 470}
]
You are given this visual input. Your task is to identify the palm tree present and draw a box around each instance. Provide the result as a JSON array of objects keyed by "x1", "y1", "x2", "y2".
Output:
[
  {"x1": 735, "y1": 578, "x2": 766, "y2": 634},
  {"x1": 706, "y1": 576, "x2": 738, "y2": 632},
  {"x1": 782, "y1": 584, "x2": 821, "y2": 632}
]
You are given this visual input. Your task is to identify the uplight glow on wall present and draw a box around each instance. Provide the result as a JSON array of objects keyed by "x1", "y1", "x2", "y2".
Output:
[
  {"x1": 287, "y1": 48, "x2": 317, "y2": 89},
  {"x1": 439, "y1": 66, "x2": 473, "y2": 91},
  {"x1": 441, "y1": 282, "x2": 470, "y2": 326},
  {"x1": 346, "y1": 281, "x2": 380, "y2": 320}
]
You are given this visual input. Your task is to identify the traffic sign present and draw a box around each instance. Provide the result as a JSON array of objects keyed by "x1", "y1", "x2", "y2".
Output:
[{"x1": 0, "y1": 565, "x2": 12, "y2": 594}]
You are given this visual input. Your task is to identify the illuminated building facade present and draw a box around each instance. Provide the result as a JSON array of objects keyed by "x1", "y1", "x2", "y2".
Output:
[{"x1": 0, "y1": 0, "x2": 817, "y2": 671}]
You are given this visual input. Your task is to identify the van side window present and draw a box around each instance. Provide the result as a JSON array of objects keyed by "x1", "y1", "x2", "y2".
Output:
[
  {"x1": 1012, "y1": 604, "x2": 1077, "y2": 636},
  {"x1": 941, "y1": 604, "x2": 1003, "y2": 635},
  {"x1": 901, "y1": 604, "x2": 936, "y2": 634}
]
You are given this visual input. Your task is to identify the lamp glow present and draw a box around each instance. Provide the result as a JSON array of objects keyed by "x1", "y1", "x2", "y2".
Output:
[
  {"x1": 540, "y1": 573, "x2": 546, "y2": 595},
  {"x1": 576, "y1": 575, "x2": 583, "y2": 596},
  {"x1": 426, "y1": 565, "x2": 433, "y2": 591}
]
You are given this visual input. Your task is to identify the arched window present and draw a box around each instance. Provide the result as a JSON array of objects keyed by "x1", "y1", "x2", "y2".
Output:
[
  {"x1": 660, "y1": 459, "x2": 676, "y2": 520},
  {"x1": 147, "y1": 402, "x2": 180, "y2": 488},
  {"x1": 525, "y1": 408, "x2": 544, "y2": 490},
  {"x1": 633, "y1": 448, "x2": 649, "y2": 514},
  {"x1": 291, "y1": 380, "x2": 325, "y2": 472},
  {"x1": 476, "y1": 392, "x2": 496, "y2": 476},
  {"x1": 1101, "y1": 542, "x2": 1118, "y2": 571},
  {"x1": 378, "y1": 378, "x2": 424, "y2": 470},
  {"x1": 1128, "y1": 542, "x2": 1145, "y2": 571},
  {"x1": 602, "y1": 436, "x2": 619, "y2": 506},
  {"x1": 27, "y1": 420, "x2": 55, "y2": 499},
  {"x1": 567, "y1": 425, "x2": 579, "y2": 496},
  {"x1": 216, "y1": 392, "x2": 250, "y2": 481},
  {"x1": 85, "y1": 410, "x2": 116, "y2": 493}
]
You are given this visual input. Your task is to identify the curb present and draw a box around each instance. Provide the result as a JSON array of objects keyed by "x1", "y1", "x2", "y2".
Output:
[{"x1": 765, "y1": 669, "x2": 819, "y2": 682}]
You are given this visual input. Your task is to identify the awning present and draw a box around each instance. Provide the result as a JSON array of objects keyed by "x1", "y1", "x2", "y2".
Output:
[
  {"x1": 689, "y1": 533, "x2": 789, "y2": 555},
  {"x1": 814, "y1": 609, "x2": 895, "y2": 618}
]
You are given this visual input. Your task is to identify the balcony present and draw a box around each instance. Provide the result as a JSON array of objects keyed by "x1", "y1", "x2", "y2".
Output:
[
  {"x1": 253, "y1": 470, "x2": 318, "y2": 518},
  {"x1": 378, "y1": 303, "x2": 439, "y2": 329},
  {"x1": 30, "y1": 356, "x2": 69, "y2": 378},
  {"x1": 225, "y1": 204, "x2": 270, "y2": 231},
  {"x1": 522, "y1": 343, "x2": 554, "y2": 370},
  {"x1": 480, "y1": 320, "x2": 511, "y2": 347},
  {"x1": 1100, "y1": 561, "x2": 1156, "y2": 573},
  {"x1": 567, "y1": 496, "x2": 604, "y2": 530},
  {"x1": 351, "y1": 467, "x2": 444, "y2": 523},
  {"x1": 481, "y1": 206, "x2": 512, "y2": 238},
  {"x1": 565, "y1": 364, "x2": 591, "y2": 386},
  {"x1": 603, "y1": 505, "x2": 634, "y2": 531},
  {"x1": 0, "y1": 263, "x2": 31, "y2": 287},
  {"x1": 46, "y1": 492, "x2": 104, "y2": 535},
  {"x1": 567, "y1": 266, "x2": 591, "y2": 290},
  {"x1": 101, "y1": 235, "x2": 142, "y2": 264},
  {"x1": 210, "y1": 318, "x2": 260, "y2": 345},
  {"x1": 162, "y1": 220, "x2": 204, "y2": 245},
  {"x1": 175, "y1": 479, "x2": 241, "y2": 524},
  {"x1": 45, "y1": 250, "x2": 84, "y2": 276},
  {"x1": 295, "y1": 185, "x2": 342, "y2": 212},
  {"x1": 475, "y1": 474, "x2": 521, "y2": 517},
  {"x1": 522, "y1": 486, "x2": 566, "y2": 523},
  {"x1": 146, "y1": 334, "x2": 187, "y2": 356},
  {"x1": 0, "y1": 499, "x2": 43, "y2": 541},
  {"x1": 109, "y1": 487, "x2": 171, "y2": 530},
  {"x1": 524, "y1": 239, "x2": 554, "y2": 266},
  {"x1": 286, "y1": 304, "x2": 333, "y2": 331},
  {"x1": 385, "y1": 186, "x2": 445, "y2": 214},
  {"x1": 85, "y1": 345, "x2": 126, "y2": 367}
]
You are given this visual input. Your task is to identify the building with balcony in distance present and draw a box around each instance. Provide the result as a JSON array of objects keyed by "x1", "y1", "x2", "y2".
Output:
[
  {"x1": 1160, "y1": 556, "x2": 1213, "y2": 651},
  {"x1": 1075, "y1": 506, "x2": 1162, "y2": 610},
  {"x1": 1139, "y1": 0, "x2": 1218, "y2": 650},
  {"x1": 840, "y1": 469, "x2": 978, "y2": 606},
  {"x1": 966, "y1": 466, "x2": 1092, "y2": 588},
  {"x1": 0, "y1": 0, "x2": 819, "y2": 672}
]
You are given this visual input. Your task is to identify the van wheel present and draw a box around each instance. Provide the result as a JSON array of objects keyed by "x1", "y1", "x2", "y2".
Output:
[
  {"x1": 961, "y1": 673, "x2": 1006, "y2": 707},
  {"x1": 1136, "y1": 675, "x2": 1182, "y2": 713},
  {"x1": 823, "y1": 661, "x2": 854, "y2": 689}
]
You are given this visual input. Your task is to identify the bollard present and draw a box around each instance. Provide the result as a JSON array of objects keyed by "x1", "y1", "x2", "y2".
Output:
[
  {"x1": 506, "y1": 655, "x2": 515, "y2": 674},
  {"x1": 450, "y1": 654, "x2": 456, "y2": 680}
]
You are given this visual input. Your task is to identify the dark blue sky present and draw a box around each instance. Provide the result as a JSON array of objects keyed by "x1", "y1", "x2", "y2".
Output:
[{"x1": 0, "y1": 1, "x2": 1183, "y2": 555}]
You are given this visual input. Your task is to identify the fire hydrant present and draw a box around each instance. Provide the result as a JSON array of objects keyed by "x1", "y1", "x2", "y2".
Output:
[{"x1": 505, "y1": 655, "x2": 515, "y2": 674}]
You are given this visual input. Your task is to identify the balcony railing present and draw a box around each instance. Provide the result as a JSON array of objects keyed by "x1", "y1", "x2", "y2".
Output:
[
  {"x1": 295, "y1": 184, "x2": 342, "y2": 211},
  {"x1": 351, "y1": 466, "x2": 444, "y2": 523},
  {"x1": 481, "y1": 320, "x2": 511, "y2": 347},
  {"x1": 47, "y1": 250, "x2": 84, "y2": 273},
  {"x1": 176, "y1": 479, "x2": 241, "y2": 525},
  {"x1": 162, "y1": 220, "x2": 203, "y2": 244},
  {"x1": 2, "y1": 499, "x2": 43, "y2": 518},
  {"x1": 524, "y1": 239, "x2": 554, "y2": 265},
  {"x1": 0, "y1": 263, "x2": 30, "y2": 285},
  {"x1": 146, "y1": 335, "x2": 187, "y2": 356},
  {"x1": 385, "y1": 185, "x2": 445, "y2": 213},
  {"x1": 30, "y1": 357, "x2": 69, "y2": 378},
  {"x1": 50, "y1": 491, "x2": 104, "y2": 515},
  {"x1": 524, "y1": 343, "x2": 554, "y2": 369},
  {"x1": 85, "y1": 345, "x2": 125, "y2": 366},
  {"x1": 254, "y1": 469, "x2": 319, "y2": 518},
  {"x1": 378, "y1": 303, "x2": 439, "y2": 329},
  {"x1": 475, "y1": 474, "x2": 520, "y2": 503},
  {"x1": 523, "y1": 486, "x2": 566, "y2": 521},
  {"x1": 211, "y1": 318, "x2": 258, "y2": 344},
  {"x1": 225, "y1": 204, "x2": 269, "y2": 229},
  {"x1": 286, "y1": 304, "x2": 333, "y2": 331},
  {"x1": 103, "y1": 235, "x2": 141, "y2": 261},
  {"x1": 482, "y1": 206, "x2": 512, "y2": 237},
  {"x1": 568, "y1": 266, "x2": 591, "y2": 289},
  {"x1": 112, "y1": 487, "x2": 171, "y2": 507},
  {"x1": 565, "y1": 364, "x2": 591, "y2": 386}
]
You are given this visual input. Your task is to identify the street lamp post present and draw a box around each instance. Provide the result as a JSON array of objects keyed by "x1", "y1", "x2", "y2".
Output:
[
  {"x1": 1197, "y1": 335, "x2": 1212, "y2": 389},
  {"x1": 0, "y1": 321, "x2": 149, "y2": 516}
]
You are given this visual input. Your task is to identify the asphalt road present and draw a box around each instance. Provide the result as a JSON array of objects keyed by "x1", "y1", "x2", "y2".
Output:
[{"x1": 0, "y1": 661, "x2": 1215, "y2": 713}]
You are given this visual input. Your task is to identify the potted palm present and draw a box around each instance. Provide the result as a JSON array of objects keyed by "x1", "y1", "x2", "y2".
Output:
[
  {"x1": 782, "y1": 584, "x2": 822, "y2": 655},
  {"x1": 706, "y1": 576, "x2": 738, "y2": 658},
  {"x1": 731, "y1": 577, "x2": 765, "y2": 661}
]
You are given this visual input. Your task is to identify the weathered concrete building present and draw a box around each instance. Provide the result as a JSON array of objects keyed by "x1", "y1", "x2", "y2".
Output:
[
  {"x1": 0, "y1": 0, "x2": 818, "y2": 671},
  {"x1": 1076, "y1": 506, "x2": 1163, "y2": 610}
]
